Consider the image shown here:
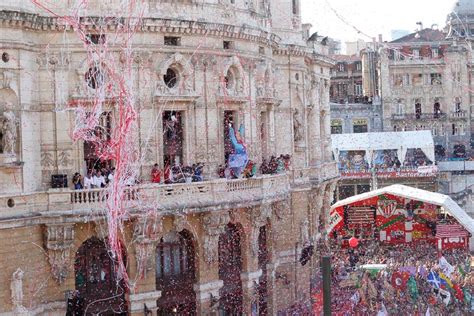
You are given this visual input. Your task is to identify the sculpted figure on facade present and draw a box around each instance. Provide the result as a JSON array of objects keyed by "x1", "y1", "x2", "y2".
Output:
[
  {"x1": 11, "y1": 268, "x2": 27, "y2": 313},
  {"x1": 0, "y1": 102, "x2": 18, "y2": 155},
  {"x1": 293, "y1": 108, "x2": 304, "y2": 142}
]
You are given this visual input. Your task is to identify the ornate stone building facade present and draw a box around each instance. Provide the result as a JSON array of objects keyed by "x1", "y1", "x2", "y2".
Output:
[{"x1": 0, "y1": 1, "x2": 338, "y2": 315}]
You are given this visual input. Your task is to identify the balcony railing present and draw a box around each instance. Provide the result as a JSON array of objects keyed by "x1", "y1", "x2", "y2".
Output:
[
  {"x1": 0, "y1": 165, "x2": 340, "y2": 220},
  {"x1": 391, "y1": 113, "x2": 447, "y2": 121},
  {"x1": 450, "y1": 111, "x2": 468, "y2": 119}
]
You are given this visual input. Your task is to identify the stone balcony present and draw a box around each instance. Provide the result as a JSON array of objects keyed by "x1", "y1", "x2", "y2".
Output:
[
  {"x1": 0, "y1": 164, "x2": 339, "y2": 224},
  {"x1": 391, "y1": 113, "x2": 447, "y2": 121},
  {"x1": 449, "y1": 110, "x2": 469, "y2": 120}
]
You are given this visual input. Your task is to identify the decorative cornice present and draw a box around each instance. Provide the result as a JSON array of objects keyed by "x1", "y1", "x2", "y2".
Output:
[{"x1": 0, "y1": 10, "x2": 280, "y2": 46}]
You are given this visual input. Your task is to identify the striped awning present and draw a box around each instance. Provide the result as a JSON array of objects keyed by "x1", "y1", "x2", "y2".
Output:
[{"x1": 436, "y1": 224, "x2": 469, "y2": 238}]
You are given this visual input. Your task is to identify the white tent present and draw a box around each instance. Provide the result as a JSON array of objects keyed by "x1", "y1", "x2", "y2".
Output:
[
  {"x1": 331, "y1": 184, "x2": 474, "y2": 235},
  {"x1": 331, "y1": 131, "x2": 435, "y2": 164}
]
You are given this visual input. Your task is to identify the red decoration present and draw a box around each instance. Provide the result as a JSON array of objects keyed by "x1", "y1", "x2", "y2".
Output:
[{"x1": 349, "y1": 237, "x2": 359, "y2": 248}]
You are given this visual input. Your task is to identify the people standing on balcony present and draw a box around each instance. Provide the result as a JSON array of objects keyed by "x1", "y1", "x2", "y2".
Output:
[
  {"x1": 151, "y1": 164, "x2": 161, "y2": 183},
  {"x1": 84, "y1": 171, "x2": 93, "y2": 189},
  {"x1": 72, "y1": 172, "x2": 83, "y2": 190},
  {"x1": 192, "y1": 163, "x2": 204, "y2": 182},
  {"x1": 107, "y1": 167, "x2": 115, "y2": 184},
  {"x1": 93, "y1": 170, "x2": 106, "y2": 188}
]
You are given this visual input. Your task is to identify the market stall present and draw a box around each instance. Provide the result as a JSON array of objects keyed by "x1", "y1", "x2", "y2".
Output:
[{"x1": 328, "y1": 185, "x2": 474, "y2": 250}]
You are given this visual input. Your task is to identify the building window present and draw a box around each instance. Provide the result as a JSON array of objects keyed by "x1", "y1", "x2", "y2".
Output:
[
  {"x1": 163, "y1": 68, "x2": 178, "y2": 89},
  {"x1": 431, "y1": 48, "x2": 439, "y2": 58},
  {"x1": 164, "y1": 36, "x2": 181, "y2": 46},
  {"x1": 259, "y1": 46, "x2": 265, "y2": 55},
  {"x1": 354, "y1": 84, "x2": 363, "y2": 96},
  {"x1": 433, "y1": 101, "x2": 441, "y2": 118},
  {"x1": 292, "y1": 0, "x2": 298, "y2": 14},
  {"x1": 331, "y1": 120, "x2": 343, "y2": 134},
  {"x1": 412, "y1": 49, "x2": 420, "y2": 59},
  {"x1": 415, "y1": 100, "x2": 422, "y2": 119},
  {"x1": 430, "y1": 73, "x2": 442, "y2": 85},
  {"x1": 338, "y1": 63, "x2": 345, "y2": 72},
  {"x1": 353, "y1": 119, "x2": 368, "y2": 133},
  {"x1": 85, "y1": 66, "x2": 105, "y2": 89},
  {"x1": 223, "y1": 41, "x2": 234, "y2": 50},
  {"x1": 454, "y1": 97, "x2": 462, "y2": 112},
  {"x1": 163, "y1": 111, "x2": 184, "y2": 166},
  {"x1": 355, "y1": 62, "x2": 362, "y2": 71},
  {"x1": 412, "y1": 74, "x2": 423, "y2": 86},
  {"x1": 396, "y1": 100, "x2": 405, "y2": 114},
  {"x1": 393, "y1": 74, "x2": 403, "y2": 86},
  {"x1": 86, "y1": 34, "x2": 106, "y2": 45}
]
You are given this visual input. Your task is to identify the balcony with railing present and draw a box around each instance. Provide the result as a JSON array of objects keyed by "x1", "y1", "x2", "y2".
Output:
[
  {"x1": 391, "y1": 113, "x2": 447, "y2": 121},
  {"x1": 450, "y1": 110, "x2": 469, "y2": 119},
  {"x1": 0, "y1": 164, "x2": 339, "y2": 220}
]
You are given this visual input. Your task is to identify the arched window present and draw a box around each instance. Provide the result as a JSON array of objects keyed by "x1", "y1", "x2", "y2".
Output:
[
  {"x1": 85, "y1": 66, "x2": 105, "y2": 89},
  {"x1": 163, "y1": 68, "x2": 179, "y2": 89},
  {"x1": 156, "y1": 230, "x2": 196, "y2": 314}
]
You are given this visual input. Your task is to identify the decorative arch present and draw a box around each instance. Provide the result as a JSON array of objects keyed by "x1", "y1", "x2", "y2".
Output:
[
  {"x1": 156, "y1": 53, "x2": 194, "y2": 94},
  {"x1": 158, "y1": 53, "x2": 193, "y2": 77},
  {"x1": 222, "y1": 55, "x2": 244, "y2": 79},
  {"x1": 74, "y1": 237, "x2": 128, "y2": 315}
]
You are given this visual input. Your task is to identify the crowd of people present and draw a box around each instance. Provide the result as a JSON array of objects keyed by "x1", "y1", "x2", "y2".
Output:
[
  {"x1": 72, "y1": 167, "x2": 116, "y2": 190},
  {"x1": 72, "y1": 154, "x2": 292, "y2": 189},
  {"x1": 328, "y1": 240, "x2": 473, "y2": 315}
]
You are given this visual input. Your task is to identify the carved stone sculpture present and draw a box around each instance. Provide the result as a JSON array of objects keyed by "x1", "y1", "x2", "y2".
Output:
[
  {"x1": 1, "y1": 104, "x2": 18, "y2": 155},
  {"x1": 134, "y1": 215, "x2": 162, "y2": 275},
  {"x1": 293, "y1": 108, "x2": 304, "y2": 142},
  {"x1": 11, "y1": 268, "x2": 27, "y2": 313},
  {"x1": 44, "y1": 224, "x2": 75, "y2": 284}
]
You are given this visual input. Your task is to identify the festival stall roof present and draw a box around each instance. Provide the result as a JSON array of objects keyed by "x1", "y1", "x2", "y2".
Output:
[
  {"x1": 331, "y1": 184, "x2": 474, "y2": 235},
  {"x1": 331, "y1": 131, "x2": 435, "y2": 163}
]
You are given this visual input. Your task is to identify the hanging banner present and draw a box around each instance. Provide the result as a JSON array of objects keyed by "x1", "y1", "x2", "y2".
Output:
[{"x1": 328, "y1": 210, "x2": 343, "y2": 232}]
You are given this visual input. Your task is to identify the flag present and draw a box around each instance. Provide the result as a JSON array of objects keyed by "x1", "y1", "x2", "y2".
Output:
[
  {"x1": 464, "y1": 288, "x2": 471, "y2": 306},
  {"x1": 439, "y1": 256, "x2": 455, "y2": 278},
  {"x1": 438, "y1": 288, "x2": 451, "y2": 306},
  {"x1": 439, "y1": 272, "x2": 453, "y2": 289},
  {"x1": 407, "y1": 276, "x2": 418, "y2": 301},
  {"x1": 376, "y1": 303, "x2": 388, "y2": 316},
  {"x1": 427, "y1": 271, "x2": 441, "y2": 289}
]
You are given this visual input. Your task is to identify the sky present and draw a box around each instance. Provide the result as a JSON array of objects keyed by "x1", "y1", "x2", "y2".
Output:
[{"x1": 301, "y1": 0, "x2": 457, "y2": 48}]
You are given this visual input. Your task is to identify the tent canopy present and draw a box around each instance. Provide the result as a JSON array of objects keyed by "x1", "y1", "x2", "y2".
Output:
[
  {"x1": 331, "y1": 184, "x2": 474, "y2": 235},
  {"x1": 331, "y1": 131, "x2": 435, "y2": 163}
]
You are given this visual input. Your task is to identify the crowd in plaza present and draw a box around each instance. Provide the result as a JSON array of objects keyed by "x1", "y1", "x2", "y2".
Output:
[{"x1": 329, "y1": 240, "x2": 473, "y2": 315}]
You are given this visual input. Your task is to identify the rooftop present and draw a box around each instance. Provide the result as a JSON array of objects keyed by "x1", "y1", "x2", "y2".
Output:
[{"x1": 390, "y1": 28, "x2": 447, "y2": 44}]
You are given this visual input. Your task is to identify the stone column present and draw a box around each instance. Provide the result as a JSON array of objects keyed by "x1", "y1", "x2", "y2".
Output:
[
  {"x1": 197, "y1": 212, "x2": 230, "y2": 315},
  {"x1": 241, "y1": 269, "x2": 263, "y2": 314},
  {"x1": 308, "y1": 106, "x2": 322, "y2": 166}
]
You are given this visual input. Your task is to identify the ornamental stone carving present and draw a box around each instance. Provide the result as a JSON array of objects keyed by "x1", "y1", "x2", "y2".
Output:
[
  {"x1": 0, "y1": 104, "x2": 18, "y2": 156},
  {"x1": 11, "y1": 268, "x2": 27, "y2": 314},
  {"x1": 44, "y1": 224, "x2": 75, "y2": 284},
  {"x1": 273, "y1": 199, "x2": 291, "y2": 220},
  {"x1": 0, "y1": 70, "x2": 13, "y2": 90},
  {"x1": 202, "y1": 212, "x2": 230, "y2": 264},
  {"x1": 293, "y1": 108, "x2": 304, "y2": 142},
  {"x1": 134, "y1": 215, "x2": 162, "y2": 275}
]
